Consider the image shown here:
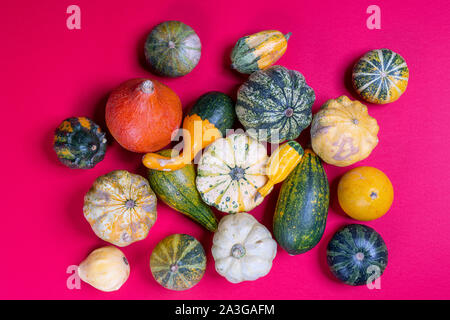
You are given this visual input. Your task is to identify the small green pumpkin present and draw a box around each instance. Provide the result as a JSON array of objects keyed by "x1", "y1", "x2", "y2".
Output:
[
  {"x1": 327, "y1": 224, "x2": 388, "y2": 286},
  {"x1": 145, "y1": 21, "x2": 201, "y2": 77},
  {"x1": 150, "y1": 234, "x2": 206, "y2": 291},
  {"x1": 148, "y1": 149, "x2": 218, "y2": 232},
  {"x1": 236, "y1": 65, "x2": 315, "y2": 143},
  {"x1": 53, "y1": 117, "x2": 107, "y2": 169},
  {"x1": 352, "y1": 49, "x2": 409, "y2": 104}
]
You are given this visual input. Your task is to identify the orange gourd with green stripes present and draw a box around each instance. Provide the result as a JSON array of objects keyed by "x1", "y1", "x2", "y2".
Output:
[
  {"x1": 231, "y1": 30, "x2": 291, "y2": 74},
  {"x1": 255, "y1": 140, "x2": 304, "y2": 202}
]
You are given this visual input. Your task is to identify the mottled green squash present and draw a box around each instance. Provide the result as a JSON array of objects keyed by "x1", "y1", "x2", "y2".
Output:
[
  {"x1": 145, "y1": 21, "x2": 201, "y2": 77},
  {"x1": 273, "y1": 149, "x2": 329, "y2": 255},
  {"x1": 150, "y1": 234, "x2": 206, "y2": 291},
  {"x1": 148, "y1": 149, "x2": 218, "y2": 231},
  {"x1": 352, "y1": 48, "x2": 409, "y2": 104},
  {"x1": 236, "y1": 65, "x2": 315, "y2": 143},
  {"x1": 53, "y1": 117, "x2": 107, "y2": 169},
  {"x1": 327, "y1": 224, "x2": 388, "y2": 286}
]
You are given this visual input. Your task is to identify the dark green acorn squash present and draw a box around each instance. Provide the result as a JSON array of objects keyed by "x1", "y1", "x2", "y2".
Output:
[
  {"x1": 187, "y1": 91, "x2": 236, "y2": 136},
  {"x1": 148, "y1": 149, "x2": 218, "y2": 231},
  {"x1": 273, "y1": 149, "x2": 329, "y2": 255},
  {"x1": 235, "y1": 65, "x2": 315, "y2": 143},
  {"x1": 150, "y1": 234, "x2": 206, "y2": 291},
  {"x1": 145, "y1": 21, "x2": 201, "y2": 77},
  {"x1": 327, "y1": 224, "x2": 388, "y2": 286},
  {"x1": 53, "y1": 117, "x2": 107, "y2": 169}
]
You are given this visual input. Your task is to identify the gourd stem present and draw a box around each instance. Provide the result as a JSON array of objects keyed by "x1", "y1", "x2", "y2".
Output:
[
  {"x1": 140, "y1": 80, "x2": 154, "y2": 94},
  {"x1": 284, "y1": 32, "x2": 292, "y2": 41}
]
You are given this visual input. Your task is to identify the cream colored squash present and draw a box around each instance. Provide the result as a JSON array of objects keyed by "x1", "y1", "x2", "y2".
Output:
[
  {"x1": 83, "y1": 170, "x2": 157, "y2": 247},
  {"x1": 196, "y1": 133, "x2": 269, "y2": 213},
  {"x1": 310, "y1": 96, "x2": 379, "y2": 167},
  {"x1": 78, "y1": 246, "x2": 130, "y2": 292},
  {"x1": 211, "y1": 212, "x2": 277, "y2": 283}
]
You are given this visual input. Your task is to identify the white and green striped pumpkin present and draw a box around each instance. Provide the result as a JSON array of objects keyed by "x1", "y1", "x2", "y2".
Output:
[
  {"x1": 236, "y1": 65, "x2": 315, "y2": 143},
  {"x1": 352, "y1": 49, "x2": 409, "y2": 104},
  {"x1": 196, "y1": 134, "x2": 269, "y2": 214}
]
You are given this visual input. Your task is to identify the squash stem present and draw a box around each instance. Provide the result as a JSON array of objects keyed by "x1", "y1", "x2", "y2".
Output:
[
  {"x1": 284, "y1": 32, "x2": 292, "y2": 41},
  {"x1": 140, "y1": 80, "x2": 154, "y2": 94}
]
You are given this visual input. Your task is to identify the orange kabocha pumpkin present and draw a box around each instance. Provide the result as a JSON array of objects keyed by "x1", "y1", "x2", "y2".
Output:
[{"x1": 105, "y1": 78, "x2": 182, "y2": 153}]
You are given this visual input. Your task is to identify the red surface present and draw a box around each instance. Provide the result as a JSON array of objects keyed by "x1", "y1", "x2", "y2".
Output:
[{"x1": 1, "y1": 0, "x2": 450, "y2": 299}]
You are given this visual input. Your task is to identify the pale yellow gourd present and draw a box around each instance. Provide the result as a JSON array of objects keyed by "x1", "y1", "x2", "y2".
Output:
[
  {"x1": 78, "y1": 246, "x2": 130, "y2": 292},
  {"x1": 310, "y1": 96, "x2": 379, "y2": 167}
]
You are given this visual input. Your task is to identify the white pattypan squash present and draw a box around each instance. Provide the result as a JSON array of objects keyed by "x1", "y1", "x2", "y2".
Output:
[
  {"x1": 78, "y1": 246, "x2": 130, "y2": 292},
  {"x1": 196, "y1": 133, "x2": 269, "y2": 213},
  {"x1": 211, "y1": 212, "x2": 277, "y2": 283}
]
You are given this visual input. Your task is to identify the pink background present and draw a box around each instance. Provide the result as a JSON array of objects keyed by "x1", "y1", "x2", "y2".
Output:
[{"x1": 1, "y1": 0, "x2": 449, "y2": 299}]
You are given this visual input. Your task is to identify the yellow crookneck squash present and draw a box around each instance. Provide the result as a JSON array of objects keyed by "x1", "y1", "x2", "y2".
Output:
[
  {"x1": 310, "y1": 96, "x2": 379, "y2": 167},
  {"x1": 231, "y1": 30, "x2": 292, "y2": 74},
  {"x1": 255, "y1": 140, "x2": 304, "y2": 201},
  {"x1": 83, "y1": 170, "x2": 157, "y2": 247},
  {"x1": 142, "y1": 92, "x2": 235, "y2": 172}
]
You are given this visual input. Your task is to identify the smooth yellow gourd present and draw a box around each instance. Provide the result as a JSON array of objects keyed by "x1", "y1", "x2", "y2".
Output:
[
  {"x1": 255, "y1": 141, "x2": 304, "y2": 201},
  {"x1": 78, "y1": 246, "x2": 130, "y2": 292}
]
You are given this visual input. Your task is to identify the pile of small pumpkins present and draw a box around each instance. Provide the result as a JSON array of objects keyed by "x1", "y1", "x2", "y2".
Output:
[{"x1": 54, "y1": 21, "x2": 409, "y2": 292}]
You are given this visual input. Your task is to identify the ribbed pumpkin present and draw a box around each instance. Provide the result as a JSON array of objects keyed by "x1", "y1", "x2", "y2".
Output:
[
  {"x1": 311, "y1": 96, "x2": 379, "y2": 167},
  {"x1": 231, "y1": 30, "x2": 291, "y2": 74},
  {"x1": 83, "y1": 170, "x2": 157, "y2": 247},
  {"x1": 142, "y1": 92, "x2": 235, "y2": 171},
  {"x1": 148, "y1": 149, "x2": 218, "y2": 231},
  {"x1": 150, "y1": 234, "x2": 206, "y2": 290},
  {"x1": 145, "y1": 21, "x2": 201, "y2": 77},
  {"x1": 53, "y1": 117, "x2": 107, "y2": 169},
  {"x1": 273, "y1": 149, "x2": 329, "y2": 255},
  {"x1": 236, "y1": 65, "x2": 315, "y2": 143},
  {"x1": 196, "y1": 133, "x2": 269, "y2": 213},
  {"x1": 352, "y1": 49, "x2": 409, "y2": 104},
  {"x1": 212, "y1": 212, "x2": 277, "y2": 283},
  {"x1": 105, "y1": 78, "x2": 182, "y2": 153},
  {"x1": 327, "y1": 224, "x2": 388, "y2": 286}
]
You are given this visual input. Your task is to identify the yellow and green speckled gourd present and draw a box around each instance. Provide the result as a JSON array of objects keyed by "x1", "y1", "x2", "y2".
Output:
[
  {"x1": 83, "y1": 170, "x2": 157, "y2": 247},
  {"x1": 352, "y1": 48, "x2": 409, "y2": 104},
  {"x1": 53, "y1": 117, "x2": 107, "y2": 169},
  {"x1": 231, "y1": 30, "x2": 292, "y2": 74},
  {"x1": 150, "y1": 234, "x2": 206, "y2": 291}
]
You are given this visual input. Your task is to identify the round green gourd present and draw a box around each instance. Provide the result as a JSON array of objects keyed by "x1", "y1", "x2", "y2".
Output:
[
  {"x1": 148, "y1": 149, "x2": 218, "y2": 232},
  {"x1": 145, "y1": 21, "x2": 201, "y2": 77},
  {"x1": 53, "y1": 117, "x2": 107, "y2": 169},
  {"x1": 235, "y1": 65, "x2": 315, "y2": 143},
  {"x1": 273, "y1": 149, "x2": 329, "y2": 255},
  {"x1": 327, "y1": 224, "x2": 388, "y2": 286},
  {"x1": 150, "y1": 234, "x2": 206, "y2": 291},
  {"x1": 352, "y1": 48, "x2": 409, "y2": 104}
]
